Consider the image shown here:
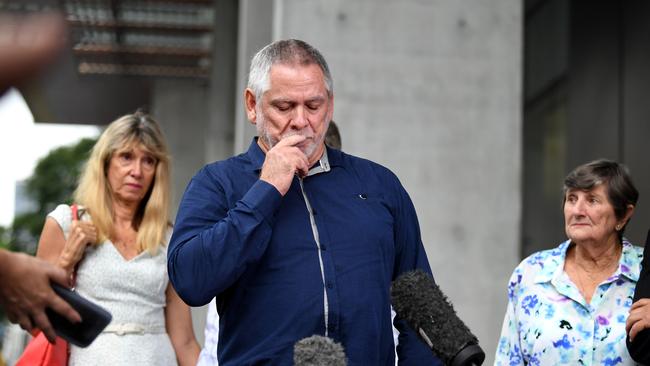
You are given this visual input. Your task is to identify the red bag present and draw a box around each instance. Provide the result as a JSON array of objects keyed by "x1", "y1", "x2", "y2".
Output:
[
  {"x1": 15, "y1": 331, "x2": 68, "y2": 366},
  {"x1": 16, "y1": 204, "x2": 83, "y2": 366}
]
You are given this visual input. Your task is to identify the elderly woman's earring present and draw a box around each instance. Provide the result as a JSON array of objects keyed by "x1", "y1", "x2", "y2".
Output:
[{"x1": 615, "y1": 224, "x2": 622, "y2": 231}]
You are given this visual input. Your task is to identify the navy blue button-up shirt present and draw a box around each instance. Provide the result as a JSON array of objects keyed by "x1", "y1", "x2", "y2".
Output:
[{"x1": 168, "y1": 139, "x2": 441, "y2": 365}]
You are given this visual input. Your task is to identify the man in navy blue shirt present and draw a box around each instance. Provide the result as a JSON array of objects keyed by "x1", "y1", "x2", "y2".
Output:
[{"x1": 168, "y1": 39, "x2": 440, "y2": 365}]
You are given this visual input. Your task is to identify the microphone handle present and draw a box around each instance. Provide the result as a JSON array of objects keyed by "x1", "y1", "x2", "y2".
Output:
[{"x1": 450, "y1": 344, "x2": 485, "y2": 366}]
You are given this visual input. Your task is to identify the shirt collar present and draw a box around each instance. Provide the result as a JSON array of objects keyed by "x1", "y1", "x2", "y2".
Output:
[
  {"x1": 534, "y1": 238, "x2": 641, "y2": 284},
  {"x1": 245, "y1": 137, "x2": 333, "y2": 177},
  {"x1": 305, "y1": 148, "x2": 331, "y2": 177},
  {"x1": 325, "y1": 145, "x2": 343, "y2": 168}
]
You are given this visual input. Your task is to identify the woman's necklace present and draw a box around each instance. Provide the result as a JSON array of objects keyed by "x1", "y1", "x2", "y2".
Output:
[{"x1": 570, "y1": 246, "x2": 620, "y2": 303}]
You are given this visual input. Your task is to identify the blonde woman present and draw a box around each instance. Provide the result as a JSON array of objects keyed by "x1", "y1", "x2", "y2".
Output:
[{"x1": 36, "y1": 112, "x2": 199, "y2": 365}]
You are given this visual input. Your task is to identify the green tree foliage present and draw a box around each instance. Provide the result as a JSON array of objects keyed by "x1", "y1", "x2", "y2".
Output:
[
  {"x1": 0, "y1": 226, "x2": 9, "y2": 251},
  {"x1": 10, "y1": 138, "x2": 97, "y2": 253}
]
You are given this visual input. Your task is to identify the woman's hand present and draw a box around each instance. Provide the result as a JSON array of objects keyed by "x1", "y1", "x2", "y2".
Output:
[
  {"x1": 627, "y1": 298, "x2": 650, "y2": 342},
  {"x1": 37, "y1": 209, "x2": 97, "y2": 284},
  {"x1": 57, "y1": 219, "x2": 97, "y2": 275}
]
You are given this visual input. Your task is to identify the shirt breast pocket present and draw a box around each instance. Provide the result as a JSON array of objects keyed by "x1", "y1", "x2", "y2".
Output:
[
  {"x1": 349, "y1": 192, "x2": 394, "y2": 235},
  {"x1": 325, "y1": 193, "x2": 395, "y2": 284}
]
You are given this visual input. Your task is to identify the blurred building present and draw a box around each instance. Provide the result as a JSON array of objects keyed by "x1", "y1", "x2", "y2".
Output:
[{"x1": 3, "y1": 0, "x2": 649, "y2": 363}]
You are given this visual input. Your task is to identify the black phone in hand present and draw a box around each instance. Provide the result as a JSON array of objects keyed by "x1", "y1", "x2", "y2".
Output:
[{"x1": 46, "y1": 283, "x2": 112, "y2": 347}]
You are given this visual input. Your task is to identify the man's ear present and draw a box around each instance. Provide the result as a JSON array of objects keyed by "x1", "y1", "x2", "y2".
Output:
[
  {"x1": 244, "y1": 88, "x2": 257, "y2": 124},
  {"x1": 326, "y1": 94, "x2": 334, "y2": 122}
]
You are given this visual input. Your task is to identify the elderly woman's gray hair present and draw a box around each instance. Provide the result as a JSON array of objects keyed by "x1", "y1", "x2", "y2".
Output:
[{"x1": 563, "y1": 159, "x2": 638, "y2": 235}]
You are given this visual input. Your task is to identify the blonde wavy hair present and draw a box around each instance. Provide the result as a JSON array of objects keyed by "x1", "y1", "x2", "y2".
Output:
[{"x1": 74, "y1": 111, "x2": 171, "y2": 254}]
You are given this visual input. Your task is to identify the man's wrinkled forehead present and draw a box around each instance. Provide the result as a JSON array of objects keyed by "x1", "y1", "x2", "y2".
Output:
[{"x1": 264, "y1": 63, "x2": 330, "y2": 95}]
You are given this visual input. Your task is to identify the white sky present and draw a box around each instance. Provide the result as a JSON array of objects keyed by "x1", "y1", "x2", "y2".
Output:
[{"x1": 0, "y1": 89, "x2": 101, "y2": 226}]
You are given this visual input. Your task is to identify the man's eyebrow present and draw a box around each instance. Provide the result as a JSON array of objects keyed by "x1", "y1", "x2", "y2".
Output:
[
  {"x1": 269, "y1": 96, "x2": 326, "y2": 105},
  {"x1": 305, "y1": 96, "x2": 326, "y2": 104},
  {"x1": 269, "y1": 98, "x2": 293, "y2": 103},
  {"x1": 269, "y1": 99, "x2": 293, "y2": 105}
]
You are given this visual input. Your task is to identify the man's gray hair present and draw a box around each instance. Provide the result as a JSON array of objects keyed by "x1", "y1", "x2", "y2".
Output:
[{"x1": 247, "y1": 39, "x2": 333, "y2": 100}]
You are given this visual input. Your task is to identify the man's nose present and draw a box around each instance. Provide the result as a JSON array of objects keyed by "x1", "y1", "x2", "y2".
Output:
[{"x1": 290, "y1": 107, "x2": 309, "y2": 129}]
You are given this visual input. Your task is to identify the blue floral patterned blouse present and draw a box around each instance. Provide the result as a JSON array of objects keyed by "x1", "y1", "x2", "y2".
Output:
[{"x1": 495, "y1": 239, "x2": 643, "y2": 366}]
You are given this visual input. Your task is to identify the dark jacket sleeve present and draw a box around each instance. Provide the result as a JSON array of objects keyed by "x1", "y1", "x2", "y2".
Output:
[
  {"x1": 389, "y1": 176, "x2": 442, "y2": 366},
  {"x1": 167, "y1": 167, "x2": 282, "y2": 306},
  {"x1": 627, "y1": 230, "x2": 650, "y2": 364}
]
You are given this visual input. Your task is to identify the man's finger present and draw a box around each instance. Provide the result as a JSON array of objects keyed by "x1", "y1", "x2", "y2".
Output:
[
  {"x1": 277, "y1": 134, "x2": 306, "y2": 147},
  {"x1": 32, "y1": 311, "x2": 57, "y2": 343},
  {"x1": 46, "y1": 262, "x2": 72, "y2": 288},
  {"x1": 631, "y1": 299, "x2": 650, "y2": 310},
  {"x1": 47, "y1": 290, "x2": 82, "y2": 324},
  {"x1": 627, "y1": 315, "x2": 638, "y2": 333},
  {"x1": 296, "y1": 156, "x2": 310, "y2": 177},
  {"x1": 7, "y1": 311, "x2": 18, "y2": 324},
  {"x1": 629, "y1": 320, "x2": 647, "y2": 342},
  {"x1": 47, "y1": 266, "x2": 81, "y2": 323},
  {"x1": 16, "y1": 314, "x2": 33, "y2": 333}
]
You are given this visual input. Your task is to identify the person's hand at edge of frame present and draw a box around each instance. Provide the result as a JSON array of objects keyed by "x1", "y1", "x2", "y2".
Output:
[
  {"x1": 0, "y1": 250, "x2": 82, "y2": 343},
  {"x1": 627, "y1": 298, "x2": 650, "y2": 342},
  {"x1": 0, "y1": 11, "x2": 67, "y2": 95}
]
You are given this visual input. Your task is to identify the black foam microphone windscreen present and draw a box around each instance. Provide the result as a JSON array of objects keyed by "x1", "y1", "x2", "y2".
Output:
[
  {"x1": 293, "y1": 335, "x2": 347, "y2": 366},
  {"x1": 391, "y1": 270, "x2": 485, "y2": 366}
]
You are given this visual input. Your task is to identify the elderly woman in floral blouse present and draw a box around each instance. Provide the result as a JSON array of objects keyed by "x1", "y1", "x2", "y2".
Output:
[{"x1": 495, "y1": 159, "x2": 640, "y2": 365}]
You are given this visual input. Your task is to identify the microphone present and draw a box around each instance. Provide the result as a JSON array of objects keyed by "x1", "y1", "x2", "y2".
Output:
[
  {"x1": 293, "y1": 335, "x2": 347, "y2": 366},
  {"x1": 391, "y1": 270, "x2": 485, "y2": 366}
]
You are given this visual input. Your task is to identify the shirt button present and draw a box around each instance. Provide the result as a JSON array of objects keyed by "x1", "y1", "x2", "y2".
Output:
[{"x1": 327, "y1": 282, "x2": 333, "y2": 289}]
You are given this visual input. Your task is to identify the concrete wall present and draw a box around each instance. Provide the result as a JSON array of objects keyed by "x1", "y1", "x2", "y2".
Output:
[
  {"x1": 152, "y1": 79, "x2": 211, "y2": 344},
  {"x1": 234, "y1": 0, "x2": 275, "y2": 153},
  {"x1": 152, "y1": 80, "x2": 209, "y2": 223},
  {"x1": 236, "y1": 0, "x2": 523, "y2": 362}
]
